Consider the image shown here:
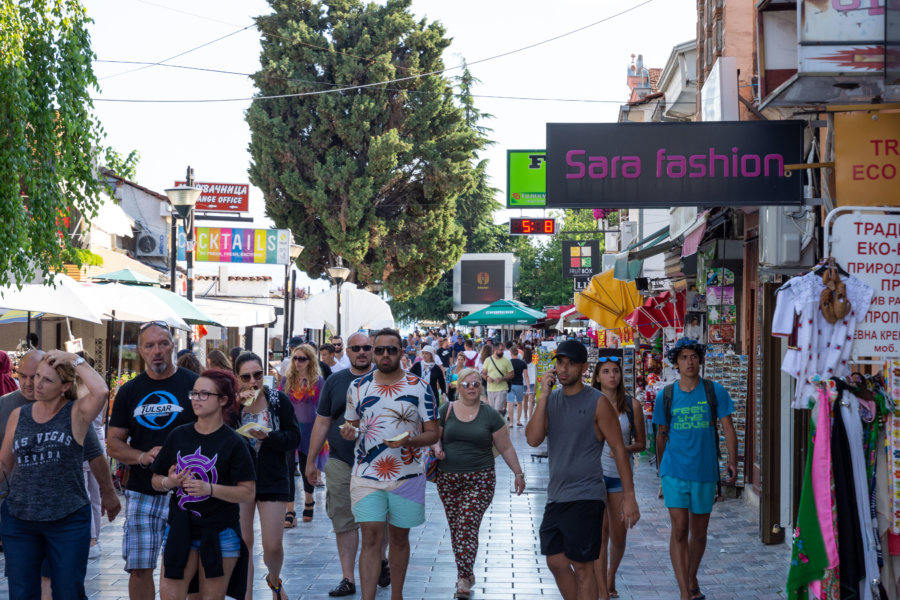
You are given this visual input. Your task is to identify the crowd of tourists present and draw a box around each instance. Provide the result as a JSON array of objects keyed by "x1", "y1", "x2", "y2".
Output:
[{"x1": 0, "y1": 324, "x2": 736, "y2": 600}]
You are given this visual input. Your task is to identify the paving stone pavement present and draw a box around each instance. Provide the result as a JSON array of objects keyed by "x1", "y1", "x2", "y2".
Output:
[{"x1": 0, "y1": 426, "x2": 790, "y2": 599}]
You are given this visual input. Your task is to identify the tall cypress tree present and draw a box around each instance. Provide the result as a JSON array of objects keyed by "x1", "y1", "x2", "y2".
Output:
[{"x1": 247, "y1": 0, "x2": 484, "y2": 300}]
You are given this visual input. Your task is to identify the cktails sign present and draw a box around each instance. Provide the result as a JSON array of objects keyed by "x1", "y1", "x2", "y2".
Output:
[{"x1": 180, "y1": 228, "x2": 291, "y2": 265}]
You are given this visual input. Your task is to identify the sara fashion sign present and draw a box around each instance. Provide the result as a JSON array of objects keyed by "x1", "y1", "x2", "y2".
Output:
[
  {"x1": 830, "y1": 212, "x2": 900, "y2": 358},
  {"x1": 546, "y1": 121, "x2": 804, "y2": 208},
  {"x1": 174, "y1": 181, "x2": 250, "y2": 212}
]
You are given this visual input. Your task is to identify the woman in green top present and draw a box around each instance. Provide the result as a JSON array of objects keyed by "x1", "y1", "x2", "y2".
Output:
[{"x1": 431, "y1": 368, "x2": 526, "y2": 599}]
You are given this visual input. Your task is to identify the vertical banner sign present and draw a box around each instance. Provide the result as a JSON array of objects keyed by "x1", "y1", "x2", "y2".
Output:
[
  {"x1": 562, "y1": 241, "x2": 601, "y2": 278},
  {"x1": 179, "y1": 228, "x2": 291, "y2": 264},
  {"x1": 831, "y1": 213, "x2": 900, "y2": 357},
  {"x1": 507, "y1": 150, "x2": 547, "y2": 207},
  {"x1": 835, "y1": 113, "x2": 900, "y2": 206}
]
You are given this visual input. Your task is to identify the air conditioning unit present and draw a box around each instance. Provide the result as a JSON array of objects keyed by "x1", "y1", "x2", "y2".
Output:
[
  {"x1": 136, "y1": 232, "x2": 168, "y2": 257},
  {"x1": 759, "y1": 206, "x2": 816, "y2": 269}
]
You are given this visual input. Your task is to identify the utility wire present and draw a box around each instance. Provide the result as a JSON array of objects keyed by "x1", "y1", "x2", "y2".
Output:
[{"x1": 96, "y1": 0, "x2": 657, "y2": 92}]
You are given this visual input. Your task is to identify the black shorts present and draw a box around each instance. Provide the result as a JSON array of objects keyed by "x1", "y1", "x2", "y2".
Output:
[{"x1": 539, "y1": 499, "x2": 605, "y2": 563}]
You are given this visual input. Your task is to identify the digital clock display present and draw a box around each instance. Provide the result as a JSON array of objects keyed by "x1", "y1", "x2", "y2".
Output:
[{"x1": 509, "y1": 217, "x2": 556, "y2": 235}]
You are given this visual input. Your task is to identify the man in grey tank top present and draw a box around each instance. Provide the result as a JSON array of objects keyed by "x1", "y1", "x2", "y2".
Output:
[{"x1": 526, "y1": 340, "x2": 640, "y2": 600}]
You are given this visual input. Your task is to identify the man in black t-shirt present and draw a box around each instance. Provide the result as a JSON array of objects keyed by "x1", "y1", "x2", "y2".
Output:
[
  {"x1": 107, "y1": 323, "x2": 198, "y2": 600},
  {"x1": 435, "y1": 338, "x2": 453, "y2": 369},
  {"x1": 506, "y1": 344, "x2": 530, "y2": 426},
  {"x1": 304, "y1": 332, "x2": 390, "y2": 597}
]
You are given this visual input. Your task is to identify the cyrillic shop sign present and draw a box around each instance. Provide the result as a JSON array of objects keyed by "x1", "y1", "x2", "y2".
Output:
[{"x1": 546, "y1": 121, "x2": 804, "y2": 208}]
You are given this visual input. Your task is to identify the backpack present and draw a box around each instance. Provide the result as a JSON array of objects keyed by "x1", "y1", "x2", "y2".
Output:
[{"x1": 463, "y1": 353, "x2": 477, "y2": 368}]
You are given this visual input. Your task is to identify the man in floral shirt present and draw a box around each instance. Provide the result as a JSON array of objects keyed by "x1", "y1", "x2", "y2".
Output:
[{"x1": 342, "y1": 327, "x2": 438, "y2": 600}]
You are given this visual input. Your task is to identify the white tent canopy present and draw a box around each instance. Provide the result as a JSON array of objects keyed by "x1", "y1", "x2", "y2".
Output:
[
  {"x1": 304, "y1": 286, "x2": 394, "y2": 334},
  {"x1": 193, "y1": 298, "x2": 276, "y2": 328}
]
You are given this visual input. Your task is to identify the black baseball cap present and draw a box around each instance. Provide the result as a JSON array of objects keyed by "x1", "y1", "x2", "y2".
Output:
[
  {"x1": 554, "y1": 339, "x2": 587, "y2": 364},
  {"x1": 289, "y1": 336, "x2": 303, "y2": 348}
]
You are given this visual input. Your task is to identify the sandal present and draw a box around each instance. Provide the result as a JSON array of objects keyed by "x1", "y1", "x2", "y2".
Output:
[
  {"x1": 690, "y1": 588, "x2": 706, "y2": 600},
  {"x1": 609, "y1": 590, "x2": 619, "y2": 599},
  {"x1": 302, "y1": 501, "x2": 314, "y2": 522},
  {"x1": 266, "y1": 574, "x2": 288, "y2": 600},
  {"x1": 283, "y1": 510, "x2": 296, "y2": 528},
  {"x1": 455, "y1": 577, "x2": 471, "y2": 599}
]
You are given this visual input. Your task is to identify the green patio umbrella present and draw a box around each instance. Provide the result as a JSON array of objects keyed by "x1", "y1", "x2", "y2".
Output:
[
  {"x1": 141, "y1": 286, "x2": 222, "y2": 326},
  {"x1": 458, "y1": 299, "x2": 545, "y2": 326},
  {"x1": 91, "y1": 268, "x2": 160, "y2": 285}
]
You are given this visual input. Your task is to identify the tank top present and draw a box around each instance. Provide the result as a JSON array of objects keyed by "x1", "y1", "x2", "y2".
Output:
[
  {"x1": 7, "y1": 402, "x2": 88, "y2": 521},
  {"x1": 546, "y1": 385, "x2": 606, "y2": 503},
  {"x1": 601, "y1": 412, "x2": 631, "y2": 479}
]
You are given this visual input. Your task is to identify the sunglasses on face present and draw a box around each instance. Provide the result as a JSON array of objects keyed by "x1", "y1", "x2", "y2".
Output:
[
  {"x1": 374, "y1": 346, "x2": 400, "y2": 356},
  {"x1": 461, "y1": 381, "x2": 481, "y2": 389},
  {"x1": 348, "y1": 345, "x2": 373, "y2": 353},
  {"x1": 293, "y1": 355, "x2": 309, "y2": 363},
  {"x1": 598, "y1": 356, "x2": 620, "y2": 363},
  {"x1": 238, "y1": 370, "x2": 264, "y2": 382}
]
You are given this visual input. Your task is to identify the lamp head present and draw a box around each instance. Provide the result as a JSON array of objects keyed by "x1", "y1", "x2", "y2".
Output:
[
  {"x1": 326, "y1": 255, "x2": 351, "y2": 282},
  {"x1": 165, "y1": 185, "x2": 202, "y2": 219}
]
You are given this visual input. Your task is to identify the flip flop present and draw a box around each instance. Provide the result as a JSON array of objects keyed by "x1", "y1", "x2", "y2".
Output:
[
  {"x1": 609, "y1": 590, "x2": 619, "y2": 598},
  {"x1": 690, "y1": 588, "x2": 705, "y2": 600}
]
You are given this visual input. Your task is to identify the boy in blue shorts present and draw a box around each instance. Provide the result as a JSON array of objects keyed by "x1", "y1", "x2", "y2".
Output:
[{"x1": 653, "y1": 338, "x2": 737, "y2": 600}]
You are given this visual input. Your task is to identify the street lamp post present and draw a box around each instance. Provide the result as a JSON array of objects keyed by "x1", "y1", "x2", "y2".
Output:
[
  {"x1": 283, "y1": 243, "x2": 304, "y2": 354},
  {"x1": 325, "y1": 256, "x2": 351, "y2": 338},
  {"x1": 165, "y1": 166, "x2": 202, "y2": 302}
]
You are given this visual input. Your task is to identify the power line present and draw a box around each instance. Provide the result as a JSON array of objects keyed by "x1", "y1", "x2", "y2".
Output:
[{"x1": 96, "y1": 0, "x2": 658, "y2": 93}]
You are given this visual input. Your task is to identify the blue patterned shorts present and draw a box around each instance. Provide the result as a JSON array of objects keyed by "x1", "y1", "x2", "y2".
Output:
[{"x1": 123, "y1": 490, "x2": 169, "y2": 572}]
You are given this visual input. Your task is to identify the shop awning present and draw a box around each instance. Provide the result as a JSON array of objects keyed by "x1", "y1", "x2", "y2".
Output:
[
  {"x1": 192, "y1": 298, "x2": 276, "y2": 328},
  {"x1": 303, "y1": 286, "x2": 395, "y2": 333},
  {"x1": 458, "y1": 299, "x2": 545, "y2": 326},
  {"x1": 613, "y1": 226, "x2": 670, "y2": 281}
]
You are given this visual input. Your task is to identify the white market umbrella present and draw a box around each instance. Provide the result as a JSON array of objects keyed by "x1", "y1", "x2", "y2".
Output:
[
  {"x1": 304, "y1": 286, "x2": 394, "y2": 334},
  {"x1": 80, "y1": 282, "x2": 190, "y2": 331},
  {"x1": 0, "y1": 273, "x2": 103, "y2": 324}
]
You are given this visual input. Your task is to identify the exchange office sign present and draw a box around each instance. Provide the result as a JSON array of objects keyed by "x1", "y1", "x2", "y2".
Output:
[
  {"x1": 831, "y1": 212, "x2": 900, "y2": 357},
  {"x1": 175, "y1": 180, "x2": 250, "y2": 212},
  {"x1": 546, "y1": 121, "x2": 804, "y2": 208}
]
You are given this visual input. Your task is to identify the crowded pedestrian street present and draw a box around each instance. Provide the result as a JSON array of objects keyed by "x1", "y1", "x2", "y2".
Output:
[{"x1": 0, "y1": 426, "x2": 788, "y2": 600}]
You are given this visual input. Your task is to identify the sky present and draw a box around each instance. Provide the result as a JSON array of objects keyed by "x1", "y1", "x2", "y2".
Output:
[{"x1": 84, "y1": 0, "x2": 698, "y2": 291}]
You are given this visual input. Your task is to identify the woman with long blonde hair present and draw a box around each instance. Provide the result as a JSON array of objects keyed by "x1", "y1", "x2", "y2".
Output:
[{"x1": 279, "y1": 344, "x2": 325, "y2": 526}]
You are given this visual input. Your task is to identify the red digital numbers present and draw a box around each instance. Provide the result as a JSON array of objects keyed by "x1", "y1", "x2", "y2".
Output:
[{"x1": 509, "y1": 218, "x2": 555, "y2": 235}]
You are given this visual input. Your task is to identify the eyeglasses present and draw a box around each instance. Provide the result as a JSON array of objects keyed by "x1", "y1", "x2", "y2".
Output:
[
  {"x1": 348, "y1": 345, "x2": 373, "y2": 353},
  {"x1": 293, "y1": 356, "x2": 309, "y2": 363},
  {"x1": 373, "y1": 346, "x2": 400, "y2": 356},
  {"x1": 140, "y1": 321, "x2": 169, "y2": 331},
  {"x1": 188, "y1": 390, "x2": 225, "y2": 401},
  {"x1": 238, "y1": 370, "x2": 264, "y2": 382},
  {"x1": 461, "y1": 381, "x2": 481, "y2": 389},
  {"x1": 597, "y1": 356, "x2": 620, "y2": 363}
]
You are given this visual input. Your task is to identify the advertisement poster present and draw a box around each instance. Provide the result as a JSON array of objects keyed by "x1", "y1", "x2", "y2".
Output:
[
  {"x1": 709, "y1": 323, "x2": 736, "y2": 344},
  {"x1": 706, "y1": 268, "x2": 735, "y2": 287},
  {"x1": 686, "y1": 291, "x2": 707, "y2": 312},
  {"x1": 684, "y1": 312, "x2": 706, "y2": 341},
  {"x1": 507, "y1": 150, "x2": 547, "y2": 208},
  {"x1": 707, "y1": 286, "x2": 734, "y2": 306},
  {"x1": 709, "y1": 304, "x2": 737, "y2": 324},
  {"x1": 460, "y1": 260, "x2": 506, "y2": 305}
]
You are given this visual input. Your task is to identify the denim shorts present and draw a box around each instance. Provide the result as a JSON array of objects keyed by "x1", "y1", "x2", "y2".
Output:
[
  {"x1": 162, "y1": 526, "x2": 241, "y2": 559},
  {"x1": 507, "y1": 385, "x2": 525, "y2": 405},
  {"x1": 603, "y1": 475, "x2": 624, "y2": 493}
]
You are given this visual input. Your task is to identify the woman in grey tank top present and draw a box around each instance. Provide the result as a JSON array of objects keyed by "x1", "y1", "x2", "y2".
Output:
[
  {"x1": 590, "y1": 357, "x2": 646, "y2": 600},
  {"x1": 0, "y1": 350, "x2": 109, "y2": 600}
]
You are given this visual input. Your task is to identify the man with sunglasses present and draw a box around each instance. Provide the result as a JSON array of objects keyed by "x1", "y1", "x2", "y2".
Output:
[
  {"x1": 107, "y1": 322, "x2": 198, "y2": 600},
  {"x1": 305, "y1": 333, "x2": 390, "y2": 596},
  {"x1": 526, "y1": 340, "x2": 640, "y2": 600},
  {"x1": 330, "y1": 335, "x2": 352, "y2": 371},
  {"x1": 342, "y1": 328, "x2": 439, "y2": 600}
]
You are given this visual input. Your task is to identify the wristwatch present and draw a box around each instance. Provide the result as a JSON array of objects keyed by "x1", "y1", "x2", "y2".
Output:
[{"x1": 73, "y1": 357, "x2": 86, "y2": 368}]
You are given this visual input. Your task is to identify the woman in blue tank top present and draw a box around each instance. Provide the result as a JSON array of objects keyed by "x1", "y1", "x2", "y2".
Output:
[{"x1": 0, "y1": 350, "x2": 109, "y2": 600}]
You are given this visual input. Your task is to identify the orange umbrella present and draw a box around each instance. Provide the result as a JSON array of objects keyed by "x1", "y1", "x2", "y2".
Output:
[{"x1": 575, "y1": 269, "x2": 642, "y2": 330}]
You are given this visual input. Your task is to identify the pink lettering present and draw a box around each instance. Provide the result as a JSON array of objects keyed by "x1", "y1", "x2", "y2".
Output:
[{"x1": 566, "y1": 150, "x2": 586, "y2": 179}]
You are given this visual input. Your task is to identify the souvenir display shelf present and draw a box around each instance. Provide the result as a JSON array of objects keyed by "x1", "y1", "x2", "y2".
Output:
[{"x1": 705, "y1": 352, "x2": 749, "y2": 487}]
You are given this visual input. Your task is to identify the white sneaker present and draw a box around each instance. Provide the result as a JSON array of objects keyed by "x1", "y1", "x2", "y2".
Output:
[{"x1": 88, "y1": 543, "x2": 101, "y2": 560}]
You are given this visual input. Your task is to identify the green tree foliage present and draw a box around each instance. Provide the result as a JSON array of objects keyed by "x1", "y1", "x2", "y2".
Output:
[
  {"x1": 516, "y1": 210, "x2": 602, "y2": 309},
  {"x1": 247, "y1": 0, "x2": 485, "y2": 300},
  {"x1": 0, "y1": 0, "x2": 103, "y2": 288},
  {"x1": 103, "y1": 147, "x2": 141, "y2": 180}
]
